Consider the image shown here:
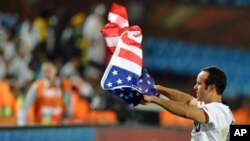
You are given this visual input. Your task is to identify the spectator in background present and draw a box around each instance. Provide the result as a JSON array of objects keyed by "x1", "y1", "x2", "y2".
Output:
[
  {"x1": 30, "y1": 11, "x2": 51, "y2": 69},
  {"x1": 60, "y1": 52, "x2": 94, "y2": 98},
  {"x1": 8, "y1": 46, "x2": 33, "y2": 89},
  {"x1": 0, "y1": 74, "x2": 25, "y2": 125},
  {"x1": 60, "y1": 53, "x2": 94, "y2": 124},
  {"x1": 0, "y1": 75, "x2": 16, "y2": 118},
  {"x1": 1, "y1": 29, "x2": 16, "y2": 63},
  {"x1": 60, "y1": 12, "x2": 86, "y2": 64},
  {"x1": 18, "y1": 62, "x2": 72, "y2": 126},
  {"x1": 18, "y1": 14, "x2": 39, "y2": 57},
  {"x1": 143, "y1": 66, "x2": 234, "y2": 141},
  {"x1": 0, "y1": 49, "x2": 7, "y2": 79},
  {"x1": 81, "y1": 3, "x2": 110, "y2": 110},
  {"x1": 82, "y1": 3, "x2": 107, "y2": 68}
]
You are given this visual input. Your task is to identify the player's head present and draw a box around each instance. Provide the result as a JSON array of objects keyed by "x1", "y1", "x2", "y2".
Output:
[
  {"x1": 202, "y1": 66, "x2": 227, "y2": 95},
  {"x1": 194, "y1": 66, "x2": 227, "y2": 101}
]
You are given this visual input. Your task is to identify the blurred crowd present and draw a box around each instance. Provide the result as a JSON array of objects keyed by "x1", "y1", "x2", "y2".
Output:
[
  {"x1": 1, "y1": 1, "x2": 250, "y2": 128},
  {"x1": 0, "y1": 3, "x2": 122, "y2": 126}
]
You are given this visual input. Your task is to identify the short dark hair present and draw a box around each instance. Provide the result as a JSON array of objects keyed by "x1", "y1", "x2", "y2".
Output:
[{"x1": 202, "y1": 66, "x2": 227, "y2": 95}]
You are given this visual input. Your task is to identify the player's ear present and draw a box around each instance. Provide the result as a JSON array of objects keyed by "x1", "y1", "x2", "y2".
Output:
[{"x1": 208, "y1": 84, "x2": 215, "y2": 92}]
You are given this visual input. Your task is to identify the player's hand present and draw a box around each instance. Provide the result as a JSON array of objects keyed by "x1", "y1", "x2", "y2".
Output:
[
  {"x1": 154, "y1": 85, "x2": 163, "y2": 91},
  {"x1": 141, "y1": 95, "x2": 155, "y2": 105}
]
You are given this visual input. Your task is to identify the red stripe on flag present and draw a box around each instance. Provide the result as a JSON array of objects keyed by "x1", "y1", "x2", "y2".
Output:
[
  {"x1": 101, "y1": 23, "x2": 126, "y2": 37},
  {"x1": 107, "y1": 46, "x2": 116, "y2": 53},
  {"x1": 110, "y1": 3, "x2": 128, "y2": 20},
  {"x1": 101, "y1": 24, "x2": 141, "y2": 37},
  {"x1": 121, "y1": 32, "x2": 141, "y2": 49},
  {"x1": 118, "y1": 48, "x2": 142, "y2": 66}
]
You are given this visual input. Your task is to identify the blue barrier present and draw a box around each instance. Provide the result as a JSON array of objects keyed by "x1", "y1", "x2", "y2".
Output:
[
  {"x1": 0, "y1": 125, "x2": 95, "y2": 141},
  {"x1": 143, "y1": 37, "x2": 250, "y2": 97},
  {"x1": 0, "y1": 125, "x2": 190, "y2": 141}
]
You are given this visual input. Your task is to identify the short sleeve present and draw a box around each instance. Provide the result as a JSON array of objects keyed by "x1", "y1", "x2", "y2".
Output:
[{"x1": 198, "y1": 102, "x2": 232, "y2": 128}]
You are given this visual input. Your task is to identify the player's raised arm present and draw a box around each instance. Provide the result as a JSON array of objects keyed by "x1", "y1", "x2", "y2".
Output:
[
  {"x1": 154, "y1": 85, "x2": 196, "y2": 106},
  {"x1": 143, "y1": 95, "x2": 208, "y2": 123}
]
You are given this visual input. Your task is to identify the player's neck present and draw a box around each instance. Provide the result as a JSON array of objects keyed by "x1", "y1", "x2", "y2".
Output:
[{"x1": 210, "y1": 94, "x2": 222, "y2": 103}]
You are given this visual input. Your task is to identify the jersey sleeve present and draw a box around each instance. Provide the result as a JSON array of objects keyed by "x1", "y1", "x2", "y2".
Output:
[{"x1": 198, "y1": 102, "x2": 232, "y2": 128}]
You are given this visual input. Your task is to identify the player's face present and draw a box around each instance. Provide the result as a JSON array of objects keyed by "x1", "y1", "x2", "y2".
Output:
[{"x1": 193, "y1": 71, "x2": 210, "y2": 101}]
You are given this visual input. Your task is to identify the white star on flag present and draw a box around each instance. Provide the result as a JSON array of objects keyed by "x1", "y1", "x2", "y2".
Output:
[
  {"x1": 107, "y1": 82, "x2": 112, "y2": 87},
  {"x1": 117, "y1": 79, "x2": 123, "y2": 84},
  {"x1": 127, "y1": 76, "x2": 132, "y2": 81},
  {"x1": 112, "y1": 70, "x2": 118, "y2": 75}
]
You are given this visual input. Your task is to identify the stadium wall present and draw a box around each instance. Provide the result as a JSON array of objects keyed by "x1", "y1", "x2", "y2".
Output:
[{"x1": 0, "y1": 125, "x2": 190, "y2": 141}]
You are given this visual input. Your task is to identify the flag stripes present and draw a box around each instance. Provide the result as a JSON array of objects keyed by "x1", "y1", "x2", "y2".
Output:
[
  {"x1": 118, "y1": 48, "x2": 142, "y2": 67},
  {"x1": 100, "y1": 2, "x2": 159, "y2": 106},
  {"x1": 109, "y1": 55, "x2": 142, "y2": 76}
]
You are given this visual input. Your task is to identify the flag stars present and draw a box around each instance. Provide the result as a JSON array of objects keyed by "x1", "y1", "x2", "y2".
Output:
[
  {"x1": 117, "y1": 79, "x2": 123, "y2": 84},
  {"x1": 127, "y1": 76, "x2": 132, "y2": 81},
  {"x1": 139, "y1": 79, "x2": 143, "y2": 83},
  {"x1": 139, "y1": 87, "x2": 142, "y2": 91},
  {"x1": 112, "y1": 70, "x2": 118, "y2": 76},
  {"x1": 147, "y1": 80, "x2": 151, "y2": 85},
  {"x1": 106, "y1": 82, "x2": 113, "y2": 87}
]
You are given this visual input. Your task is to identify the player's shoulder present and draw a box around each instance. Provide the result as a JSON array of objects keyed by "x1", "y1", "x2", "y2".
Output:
[
  {"x1": 206, "y1": 102, "x2": 228, "y2": 108},
  {"x1": 205, "y1": 102, "x2": 234, "y2": 123},
  {"x1": 205, "y1": 102, "x2": 231, "y2": 114}
]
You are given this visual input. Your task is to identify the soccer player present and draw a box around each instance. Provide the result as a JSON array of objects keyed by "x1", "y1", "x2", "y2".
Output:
[{"x1": 143, "y1": 66, "x2": 234, "y2": 141}]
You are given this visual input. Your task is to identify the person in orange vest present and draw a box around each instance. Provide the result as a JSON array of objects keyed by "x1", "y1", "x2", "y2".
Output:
[
  {"x1": 0, "y1": 74, "x2": 31, "y2": 125},
  {"x1": 18, "y1": 61, "x2": 72, "y2": 126},
  {"x1": 0, "y1": 75, "x2": 16, "y2": 119}
]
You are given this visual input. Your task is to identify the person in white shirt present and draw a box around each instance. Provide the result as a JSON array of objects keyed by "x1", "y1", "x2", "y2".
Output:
[
  {"x1": 82, "y1": 3, "x2": 106, "y2": 66},
  {"x1": 143, "y1": 66, "x2": 234, "y2": 141}
]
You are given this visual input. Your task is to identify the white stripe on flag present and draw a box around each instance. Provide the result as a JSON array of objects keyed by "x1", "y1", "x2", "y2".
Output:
[
  {"x1": 104, "y1": 36, "x2": 120, "y2": 47},
  {"x1": 108, "y1": 13, "x2": 129, "y2": 27},
  {"x1": 127, "y1": 31, "x2": 142, "y2": 43},
  {"x1": 118, "y1": 39, "x2": 142, "y2": 58},
  {"x1": 104, "y1": 33, "x2": 142, "y2": 58},
  {"x1": 110, "y1": 55, "x2": 142, "y2": 76}
]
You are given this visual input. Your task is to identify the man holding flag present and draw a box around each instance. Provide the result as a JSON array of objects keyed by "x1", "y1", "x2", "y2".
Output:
[{"x1": 101, "y1": 3, "x2": 234, "y2": 141}]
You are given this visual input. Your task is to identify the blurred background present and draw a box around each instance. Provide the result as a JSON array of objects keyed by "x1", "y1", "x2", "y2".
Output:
[{"x1": 0, "y1": 0, "x2": 250, "y2": 140}]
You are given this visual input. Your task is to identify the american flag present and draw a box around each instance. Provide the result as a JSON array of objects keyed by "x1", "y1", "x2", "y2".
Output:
[{"x1": 100, "y1": 3, "x2": 159, "y2": 106}]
